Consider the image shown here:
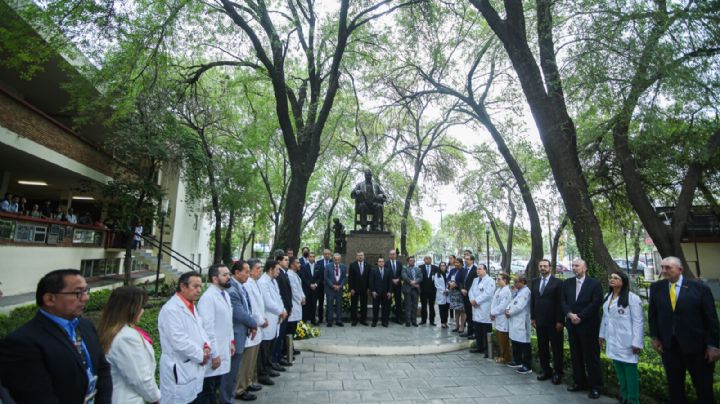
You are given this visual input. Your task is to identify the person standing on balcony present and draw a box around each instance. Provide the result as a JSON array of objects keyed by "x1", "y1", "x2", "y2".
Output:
[
  {"x1": 66, "y1": 208, "x2": 78, "y2": 224},
  {"x1": 132, "y1": 221, "x2": 143, "y2": 249},
  {"x1": 0, "y1": 193, "x2": 11, "y2": 211}
]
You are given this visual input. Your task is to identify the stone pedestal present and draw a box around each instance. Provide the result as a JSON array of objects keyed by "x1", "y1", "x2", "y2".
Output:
[{"x1": 344, "y1": 231, "x2": 395, "y2": 266}]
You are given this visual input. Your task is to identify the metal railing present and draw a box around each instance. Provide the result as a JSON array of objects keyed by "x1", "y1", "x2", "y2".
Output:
[{"x1": 134, "y1": 232, "x2": 203, "y2": 274}]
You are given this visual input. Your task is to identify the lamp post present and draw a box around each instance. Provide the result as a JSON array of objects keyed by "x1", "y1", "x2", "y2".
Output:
[
  {"x1": 154, "y1": 198, "x2": 170, "y2": 296},
  {"x1": 622, "y1": 227, "x2": 630, "y2": 275},
  {"x1": 485, "y1": 224, "x2": 490, "y2": 271}
]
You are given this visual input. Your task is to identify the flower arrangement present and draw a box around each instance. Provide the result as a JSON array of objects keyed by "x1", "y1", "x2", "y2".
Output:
[
  {"x1": 341, "y1": 282, "x2": 352, "y2": 314},
  {"x1": 294, "y1": 320, "x2": 321, "y2": 340}
]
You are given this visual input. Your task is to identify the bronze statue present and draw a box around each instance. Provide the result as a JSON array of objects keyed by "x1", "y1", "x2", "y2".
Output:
[
  {"x1": 332, "y1": 218, "x2": 346, "y2": 254},
  {"x1": 351, "y1": 170, "x2": 386, "y2": 232}
]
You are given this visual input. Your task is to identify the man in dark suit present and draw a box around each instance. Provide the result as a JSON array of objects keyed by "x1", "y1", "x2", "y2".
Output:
[
  {"x1": 300, "y1": 252, "x2": 320, "y2": 324},
  {"x1": 402, "y1": 256, "x2": 422, "y2": 327},
  {"x1": 348, "y1": 251, "x2": 370, "y2": 326},
  {"x1": 0, "y1": 269, "x2": 112, "y2": 403},
  {"x1": 272, "y1": 254, "x2": 293, "y2": 368},
  {"x1": 315, "y1": 249, "x2": 333, "y2": 324},
  {"x1": 369, "y1": 257, "x2": 393, "y2": 327},
  {"x1": 531, "y1": 258, "x2": 565, "y2": 385},
  {"x1": 324, "y1": 253, "x2": 347, "y2": 326},
  {"x1": 419, "y1": 255, "x2": 438, "y2": 326},
  {"x1": 460, "y1": 254, "x2": 478, "y2": 338},
  {"x1": 649, "y1": 256, "x2": 720, "y2": 403},
  {"x1": 560, "y1": 259, "x2": 604, "y2": 399},
  {"x1": 385, "y1": 249, "x2": 404, "y2": 324}
]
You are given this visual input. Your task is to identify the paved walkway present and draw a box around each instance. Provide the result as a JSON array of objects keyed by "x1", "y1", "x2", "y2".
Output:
[{"x1": 250, "y1": 323, "x2": 615, "y2": 403}]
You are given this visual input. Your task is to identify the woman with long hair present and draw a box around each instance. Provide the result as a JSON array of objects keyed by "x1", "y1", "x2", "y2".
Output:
[
  {"x1": 434, "y1": 262, "x2": 450, "y2": 328},
  {"x1": 599, "y1": 270, "x2": 643, "y2": 404},
  {"x1": 447, "y1": 259, "x2": 467, "y2": 333},
  {"x1": 97, "y1": 287, "x2": 160, "y2": 404},
  {"x1": 490, "y1": 272, "x2": 513, "y2": 363}
]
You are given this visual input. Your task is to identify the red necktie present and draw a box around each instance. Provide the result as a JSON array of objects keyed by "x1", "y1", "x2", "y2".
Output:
[{"x1": 335, "y1": 265, "x2": 339, "y2": 277}]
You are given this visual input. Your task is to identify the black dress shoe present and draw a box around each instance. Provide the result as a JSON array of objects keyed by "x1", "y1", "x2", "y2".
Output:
[
  {"x1": 279, "y1": 359, "x2": 292, "y2": 366},
  {"x1": 537, "y1": 373, "x2": 552, "y2": 381},
  {"x1": 451, "y1": 328, "x2": 459, "y2": 332},
  {"x1": 551, "y1": 374, "x2": 562, "y2": 385},
  {"x1": 327, "y1": 323, "x2": 333, "y2": 327},
  {"x1": 293, "y1": 350, "x2": 300, "y2": 355},
  {"x1": 588, "y1": 388, "x2": 601, "y2": 399},
  {"x1": 394, "y1": 319, "x2": 402, "y2": 324},
  {"x1": 419, "y1": 321, "x2": 427, "y2": 325},
  {"x1": 466, "y1": 334, "x2": 475, "y2": 339},
  {"x1": 236, "y1": 392, "x2": 257, "y2": 401},
  {"x1": 459, "y1": 332, "x2": 470, "y2": 337},
  {"x1": 382, "y1": 323, "x2": 388, "y2": 327},
  {"x1": 360, "y1": 321, "x2": 369, "y2": 326},
  {"x1": 258, "y1": 377, "x2": 275, "y2": 385},
  {"x1": 406, "y1": 323, "x2": 411, "y2": 327},
  {"x1": 372, "y1": 322, "x2": 377, "y2": 327},
  {"x1": 247, "y1": 384, "x2": 263, "y2": 392},
  {"x1": 271, "y1": 364, "x2": 286, "y2": 372},
  {"x1": 469, "y1": 348, "x2": 483, "y2": 353},
  {"x1": 311, "y1": 321, "x2": 319, "y2": 326},
  {"x1": 412, "y1": 323, "x2": 419, "y2": 327},
  {"x1": 336, "y1": 322, "x2": 344, "y2": 327},
  {"x1": 351, "y1": 322, "x2": 358, "y2": 326},
  {"x1": 430, "y1": 322, "x2": 436, "y2": 326},
  {"x1": 567, "y1": 384, "x2": 586, "y2": 392}
]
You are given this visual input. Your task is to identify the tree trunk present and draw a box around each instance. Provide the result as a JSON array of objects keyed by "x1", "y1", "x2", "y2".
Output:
[
  {"x1": 470, "y1": 0, "x2": 618, "y2": 278},
  {"x1": 273, "y1": 169, "x2": 312, "y2": 252},
  {"x1": 400, "y1": 160, "x2": 422, "y2": 256},
  {"x1": 632, "y1": 223, "x2": 642, "y2": 273},
  {"x1": 222, "y1": 209, "x2": 235, "y2": 265},
  {"x1": 505, "y1": 191, "x2": 517, "y2": 274},
  {"x1": 486, "y1": 210, "x2": 507, "y2": 272},
  {"x1": 551, "y1": 215, "x2": 568, "y2": 272}
]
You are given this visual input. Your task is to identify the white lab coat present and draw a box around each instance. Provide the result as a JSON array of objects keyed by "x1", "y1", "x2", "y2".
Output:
[
  {"x1": 469, "y1": 275, "x2": 496, "y2": 323},
  {"x1": 244, "y1": 278, "x2": 265, "y2": 348},
  {"x1": 507, "y1": 286, "x2": 531, "y2": 343},
  {"x1": 257, "y1": 273, "x2": 283, "y2": 341},
  {"x1": 158, "y1": 294, "x2": 209, "y2": 404},
  {"x1": 599, "y1": 291, "x2": 644, "y2": 364},
  {"x1": 434, "y1": 273, "x2": 448, "y2": 305},
  {"x1": 288, "y1": 270, "x2": 306, "y2": 322},
  {"x1": 490, "y1": 285, "x2": 512, "y2": 332},
  {"x1": 107, "y1": 325, "x2": 161, "y2": 404},
  {"x1": 197, "y1": 284, "x2": 233, "y2": 377}
]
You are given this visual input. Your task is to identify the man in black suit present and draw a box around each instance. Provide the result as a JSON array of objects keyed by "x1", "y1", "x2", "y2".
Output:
[
  {"x1": 370, "y1": 257, "x2": 393, "y2": 327},
  {"x1": 349, "y1": 251, "x2": 371, "y2": 326},
  {"x1": 315, "y1": 249, "x2": 332, "y2": 323},
  {"x1": 649, "y1": 256, "x2": 720, "y2": 403},
  {"x1": 385, "y1": 249, "x2": 404, "y2": 324},
  {"x1": 531, "y1": 258, "x2": 565, "y2": 385},
  {"x1": 0, "y1": 269, "x2": 112, "y2": 403},
  {"x1": 560, "y1": 259, "x2": 604, "y2": 399},
  {"x1": 272, "y1": 254, "x2": 293, "y2": 369},
  {"x1": 460, "y1": 254, "x2": 478, "y2": 338},
  {"x1": 419, "y1": 255, "x2": 438, "y2": 326},
  {"x1": 300, "y1": 252, "x2": 321, "y2": 324}
]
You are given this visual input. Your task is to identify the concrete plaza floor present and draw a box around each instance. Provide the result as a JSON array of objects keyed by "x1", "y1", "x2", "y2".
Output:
[{"x1": 249, "y1": 323, "x2": 616, "y2": 403}]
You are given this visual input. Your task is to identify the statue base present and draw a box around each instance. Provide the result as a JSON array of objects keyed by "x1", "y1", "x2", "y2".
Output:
[{"x1": 344, "y1": 231, "x2": 395, "y2": 267}]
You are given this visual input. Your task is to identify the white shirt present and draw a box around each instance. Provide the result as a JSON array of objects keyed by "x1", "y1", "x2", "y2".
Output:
[
  {"x1": 670, "y1": 275, "x2": 683, "y2": 300},
  {"x1": 575, "y1": 276, "x2": 585, "y2": 299},
  {"x1": 197, "y1": 284, "x2": 233, "y2": 377},
  {"x1": 243, "y1": 278, "x2": 265, "y2": 347},
  {"x1": 158, "y1": 294, "x2": 209, "y2": 404}
]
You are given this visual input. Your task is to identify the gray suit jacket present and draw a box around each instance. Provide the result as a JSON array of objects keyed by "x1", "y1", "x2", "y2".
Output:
[
  {"x1": 401, "y1": 266, "x2": 422, "y2": 294},
  {"x1": 229, "y1": 278, "x2": 258, "y2": 352}
]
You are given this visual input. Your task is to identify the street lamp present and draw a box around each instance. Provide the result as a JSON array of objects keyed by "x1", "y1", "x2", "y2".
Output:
[
  {"x1": 154, "y1": 198, "x2": 170, "y2": 296},
  {"x1": 485, "y1": 223, "x2": 490, "y2": 271}
]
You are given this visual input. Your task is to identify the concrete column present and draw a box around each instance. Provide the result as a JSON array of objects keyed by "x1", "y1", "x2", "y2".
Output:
[{"x1": 0, "y1": 170, "x2": 10, "y2": 196}]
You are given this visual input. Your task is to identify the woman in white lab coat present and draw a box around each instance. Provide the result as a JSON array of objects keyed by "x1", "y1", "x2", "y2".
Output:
[
  {"x1": 97, "y1": 287, "x2": 160, "y2": 404},
  {"x1": 599, "y1": 270, "x2": 643, "y2": 404},
  {"x1": 434, "y1": 262, "x2": 450, "y2": 328},
  {"x1": 287, "y1": 257, "x2": 307, "y2": 335},
  {"x1": 490, "y1": 273, "x2": 512, "y2": 363},
  {"x1": 257, "y1": 260, "x2": 286, "y2": 378},
  {"x1": 505, "y1": 275, "x2": 532, "y2": 374}
]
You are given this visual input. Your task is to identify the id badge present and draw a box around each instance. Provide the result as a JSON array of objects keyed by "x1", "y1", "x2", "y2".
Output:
[{"x1": 84, "y1": 374, "x2": 98, "y2": 404}]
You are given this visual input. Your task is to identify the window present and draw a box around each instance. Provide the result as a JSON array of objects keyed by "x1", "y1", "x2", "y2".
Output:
[
  {"x1": 14, "y1": 223, "x2": 47, "y2": 243},
  {"x1": 0, "y1": 219, "x2": 14, "y2": 239},
  {"x1": 81, "y1": 258, "x2": 122, "y2": 278}
]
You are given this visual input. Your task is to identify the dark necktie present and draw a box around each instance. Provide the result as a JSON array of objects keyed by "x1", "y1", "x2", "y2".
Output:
[
  {"x1": 540, "y1": 277, "x2": 547, "y2": 295},
  {"x1": 335, "y1": 265, "x2": 339, "y2": 277},
  {"x1": 241, "y1": 285, "x2": 252, "y2": 311}
]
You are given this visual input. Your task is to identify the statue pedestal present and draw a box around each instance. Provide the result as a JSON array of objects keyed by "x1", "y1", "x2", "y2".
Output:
[{"x1": 344, "y1": 231, "x2": 395, "y2": 267}]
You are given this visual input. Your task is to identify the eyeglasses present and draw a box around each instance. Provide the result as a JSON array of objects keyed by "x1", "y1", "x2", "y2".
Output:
[
  {"x1": 608, "y1": 275, "x2": 622, "y2": 280},
  {"x1": 55, "y1": 288, "x2": 91, "y2": 299}
]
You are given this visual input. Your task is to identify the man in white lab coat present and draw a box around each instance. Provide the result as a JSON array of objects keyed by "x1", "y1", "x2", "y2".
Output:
[
  {"x1": 197, "y1": 264, "x2": 234, "y2": 403},
  {"x1": 158, "y1": 271, "x2": 210, "y2": 404},
  {"x1": 469, "y1": 264, "x2": 495, "y2": 357}
]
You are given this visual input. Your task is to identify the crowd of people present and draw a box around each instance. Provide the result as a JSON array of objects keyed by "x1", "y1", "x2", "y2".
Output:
[
  {"x1": 0, "y1": 193, "x2": 99, "y2": 226},
  {"x1": 0, "y1": 250, "x2": 717, "y2": 404}
]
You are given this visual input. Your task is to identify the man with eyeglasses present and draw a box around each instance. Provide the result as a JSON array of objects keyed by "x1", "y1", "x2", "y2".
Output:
[{"x1": 0, "y1": 269, "x2": 112, "y2": 403}]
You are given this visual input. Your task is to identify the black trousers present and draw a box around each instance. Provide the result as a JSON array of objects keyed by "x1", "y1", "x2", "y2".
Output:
[
  {"x1": 438, "y1": 303, "x2": 449, "y2": 324},
  {"x1": 193, "y1": 375, "x2": 221, "y2": 404},
  {"x1": 302, "y1": 289, "x2": 317, "y2": 322},
  {"x1": 567, "y1": 325, "x2": 602, "y2": 388},
  {"x1": 392, "y1": 285, "x2": 403, "y2": 321},
  {"x1": 420, "y1": 292, "x2": 435, "y2": 323},
  {"x1": 257, "y1": 339, "x2": 274, "y2": 377},
  {"x1": 463, "y1": 296, "x2": 474, "y2": 335},
  {"x1": 662, "y1": 338, "x2": 716, "y2": 404},
  {"x1": 372, "y1": 293, "x2": 390, "y2": 325},
  {"x1": 511, "y1": 340, "x2": 532, "y2": 368},
  {"x1": 317, "y1": 283, "x2": 325, "y2": 322},
  {"x1": 350, "y1": 289, "x2": 368, "y2": 323},
  {"x1": 537, "y1": 323, "x2": 564, "y2": 375},
  {"x1": 473, "y1": 322, "x2": 492, "y2": 354}
]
